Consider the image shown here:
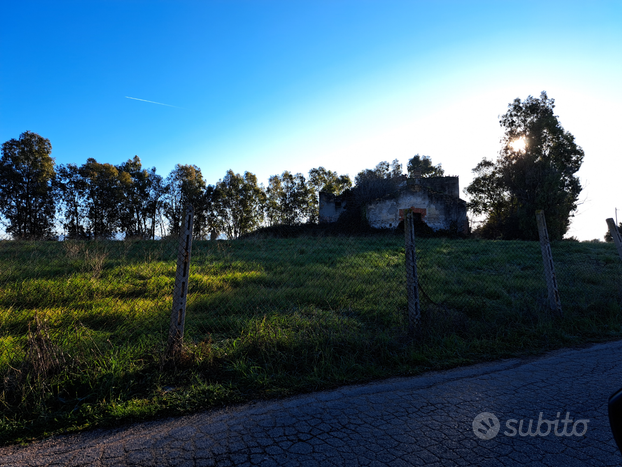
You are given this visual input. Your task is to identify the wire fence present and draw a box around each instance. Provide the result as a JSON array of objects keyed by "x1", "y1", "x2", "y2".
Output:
[{"x1": 1, "y1": 216, "x2": 622, "y2": 420}]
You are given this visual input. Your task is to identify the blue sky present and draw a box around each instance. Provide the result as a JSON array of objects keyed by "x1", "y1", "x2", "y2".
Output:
[{"x1": 2, "y1": 1, "x2": 621, "y2": 240}]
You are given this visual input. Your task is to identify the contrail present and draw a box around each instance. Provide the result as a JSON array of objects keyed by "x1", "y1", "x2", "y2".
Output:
[{"x1": 125, "y1": 96, "x2": 179, "y2": 108}]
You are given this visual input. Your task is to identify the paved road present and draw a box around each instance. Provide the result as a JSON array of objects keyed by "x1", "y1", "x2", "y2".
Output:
[{"x1": 2, "y1": 340, "x2": 622, "y2": 466}]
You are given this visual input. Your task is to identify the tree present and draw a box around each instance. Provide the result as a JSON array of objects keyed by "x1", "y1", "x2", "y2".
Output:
[
  {"x1": 465, "y1": 92, "x2": 584, "y2": 240},
  {"x1": 145, "y1": 169, "x2": 166, "y2": 240},
  {"x1": 55, "y1": 163, "x2": 88, "y2": 239},
  {"x1": 203, "y1": 185, "x2": 221, "y2": 240},
  {"x1": 116, "y1": 156, "x2": 164, "y2": 239},
  {"x1": 80, "y1": 158, "x2": 124, "y2": 239},
  {"x1": 389, "y1": 158, "x2": 404, "y2": 179},
  {"x1": 265, "y1": 171, "x2": 315, "y2": 226},
  {"x1": 407, "y1": 155, "x2": 444, "y2": 178},
  {"x1": 211, "y1": 170, "x2": 265, "y2": 239},
  {"x1": 354, "y1": 159, "x2": 404, "y2": 186},
  {"x1": 308, "y1": 167, "x2": 352, "y2": 196},
  {"x1": 264, "y1": 174, "x2": 284, "y2": 227},
  {"x1": 163, "y1": 164, "x2": 206, "y2": 238},
  {"x1": 0, "y1": 132, "x2": 56, "y2": 239}
]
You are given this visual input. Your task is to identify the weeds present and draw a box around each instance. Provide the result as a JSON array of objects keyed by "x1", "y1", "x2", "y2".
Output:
[
  {"x1": 62, "y1": 240, "x2": 84, "y2": 260},
  {"x1": 2, "y1": 315, "x2": 69, "y2": 412},
  {"x1": 83, "y1": 249, "x2": 108, "y2": 279}
]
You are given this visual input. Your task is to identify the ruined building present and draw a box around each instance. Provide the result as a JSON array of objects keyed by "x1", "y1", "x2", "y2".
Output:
[{"x1": 319, "y1": 174, "x2": 469, "y2": 234}]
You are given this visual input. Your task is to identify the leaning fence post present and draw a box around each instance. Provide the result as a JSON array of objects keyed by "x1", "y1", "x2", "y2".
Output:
[
  {"x1": 606, "y1": 218, "x2": 622, "y2": 263},
  {"x1": 535, "y1": 210, "x2": 562, "y2": 316},
  {"x1": 405, "y1": 210, "x2": 421, "y2": 336},
  {"x1": 167, "y1": 205, "x2": 194, "y2": 357}
]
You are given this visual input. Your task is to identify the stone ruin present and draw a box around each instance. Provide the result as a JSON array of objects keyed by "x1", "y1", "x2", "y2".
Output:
[{"x1": 319, "y1": 174, "x2": 469, "y2": 235}]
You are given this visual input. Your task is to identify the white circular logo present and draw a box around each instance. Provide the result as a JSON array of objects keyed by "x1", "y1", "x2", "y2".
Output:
[{"x1": 473, "y1": 412, "x2": 500, "y2": 440}]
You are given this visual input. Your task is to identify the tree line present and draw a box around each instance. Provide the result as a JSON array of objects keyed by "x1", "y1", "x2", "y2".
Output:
[
  {"x1": 1, "y1": 92, "x2": 587, "y2": 241},
  {"x1": 0, "y1": 133, "x2": 356, "y2": 240},
  {"x1": 0, "y1": 131, "x2": 448, "y2": 241}
]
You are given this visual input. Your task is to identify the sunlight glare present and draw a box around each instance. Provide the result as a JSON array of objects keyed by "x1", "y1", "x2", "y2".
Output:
[{"x1": 510, "y1": 137, "x2": 526, "y2": 152}]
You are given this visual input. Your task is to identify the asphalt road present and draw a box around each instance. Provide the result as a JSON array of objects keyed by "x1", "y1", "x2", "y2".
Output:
[{"x1": 2, "y1": 340, "x2": 622, "y2": 466}]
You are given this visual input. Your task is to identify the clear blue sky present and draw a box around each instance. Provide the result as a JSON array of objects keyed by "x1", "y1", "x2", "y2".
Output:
[{"x1": 2, "y1": 1, "x2": 621, "y2": 240}]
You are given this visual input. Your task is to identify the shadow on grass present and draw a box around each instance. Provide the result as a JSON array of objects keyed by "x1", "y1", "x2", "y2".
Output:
[{"x1": 2, "y1": 236, "x2": 622, "y2": 445}]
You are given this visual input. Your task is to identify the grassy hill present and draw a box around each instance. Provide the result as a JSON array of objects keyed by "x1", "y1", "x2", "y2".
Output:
[{"x1": 1, "y1": 236, "x2": 621, "y2": 444}]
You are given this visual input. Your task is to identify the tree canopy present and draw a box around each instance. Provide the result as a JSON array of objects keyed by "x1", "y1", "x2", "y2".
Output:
[
  {"x1": 407, "y1": 155, "x2": 444, "y2": 178},
  {"x1": 211, "y1": 170, "x2": 266, "y2": 239},
  {"x1": 164, "y1": 164, "x2": 206, "y2": 238},
  {"x1": 0, "y1": 131, "x2": 56, "y2": 239},
  {"x1": 466, "y1": 92, "x2": 584, "y2": 240},
  {"x1": 79, "y1": 158, "x2": 126, "y2": 239},
  {"x1": 55, "y1": 163, "x2": 88, "y2": 239},
  {"x1": 116, "y1": 156, "x2": 164, "y2": 240},
  {"x1": 265, "y1": 171, "x2": 314, "y2": 226},
  {"x1": 308, "y1": 167, "x2": 352, "y2": 197}
]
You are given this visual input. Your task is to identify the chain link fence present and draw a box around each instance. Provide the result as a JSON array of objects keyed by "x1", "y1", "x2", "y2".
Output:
[{"x1": 1, "y1": 216, "x2": 622, "y2": 436}]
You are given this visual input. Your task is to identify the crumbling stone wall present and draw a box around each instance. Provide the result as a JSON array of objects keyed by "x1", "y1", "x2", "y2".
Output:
[
  {"x1": 319, "y1": 192, "x2": 347, "y2": 223},
  {"x1": 366, "y1": 185, "x2": 467, "y2": 232},
  {"x1": 411, "y1": 176, "x2": 460, "y2": 198},
  {"x1": 319, "y1": 175, "x2": 468, "y2": 234}
]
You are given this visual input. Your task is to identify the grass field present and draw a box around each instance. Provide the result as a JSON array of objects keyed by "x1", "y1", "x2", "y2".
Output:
[{"x1": 1, "y1": 235, "x2": 622, "y2": 445}]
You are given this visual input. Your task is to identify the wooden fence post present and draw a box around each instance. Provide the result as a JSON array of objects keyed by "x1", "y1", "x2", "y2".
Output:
[
  {"x1": 535, "y1": 210, "x2": 562, "y2": 316},
  {"x1": 606, "y1": 218, "x2": 622, "y2": 263},
  {"x1": 167, "y1": 205, "x2": 194, "y2": 357},
  {"x1": 405, "y1": 210, "x2": 421, "y2": 336}
]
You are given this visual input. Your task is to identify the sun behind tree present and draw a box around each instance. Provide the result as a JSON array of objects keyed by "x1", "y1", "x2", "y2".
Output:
[
  {"x1": 510, "y1": 137, "x2": 526, "y2": 153},
  {"x1": 466, "y1": 92, "x2": 584, "y2": 240}
]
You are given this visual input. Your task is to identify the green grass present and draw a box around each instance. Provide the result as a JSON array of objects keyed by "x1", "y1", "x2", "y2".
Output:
[{"x1": 1, "y1": 236, "x2": 622, "y2": 445}]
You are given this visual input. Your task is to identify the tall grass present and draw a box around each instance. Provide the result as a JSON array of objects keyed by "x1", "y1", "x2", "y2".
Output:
[{"x1": 1, "y1": 236, "x2": 621, "y2": 445}]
